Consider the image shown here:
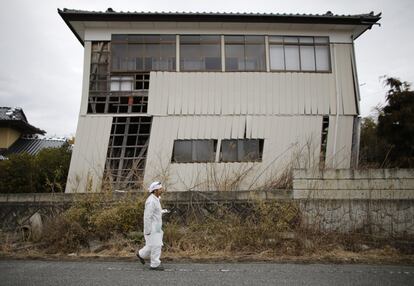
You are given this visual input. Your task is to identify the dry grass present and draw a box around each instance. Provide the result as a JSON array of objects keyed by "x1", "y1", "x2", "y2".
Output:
[{"x1": 1, "y1": 190, "x2": 413, "y2": 264}]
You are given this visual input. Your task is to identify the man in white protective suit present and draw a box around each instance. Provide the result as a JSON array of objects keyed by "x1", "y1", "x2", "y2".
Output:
[{"x1": 136, "y1": 181, "x2": 166, "y2": 270}]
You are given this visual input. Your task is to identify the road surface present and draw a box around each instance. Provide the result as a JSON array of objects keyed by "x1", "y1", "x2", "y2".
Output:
[{"x1": 0, "y1": 260, "x2": 413, "y2": 285}]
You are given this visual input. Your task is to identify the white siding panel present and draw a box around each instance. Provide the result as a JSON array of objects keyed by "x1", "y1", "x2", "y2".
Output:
[
  {"x1": 148, "y1": 71, "x2": 158, "y2": 115},
  {"x1": 342, "y1": 45, "x2": 357, "y2": 115},
  {"x1": 174, "y1": 73, "x2": 181, "y2": 114},
  {"x1": 274, "y1": 74, "x2": 282, "y2": 114},
  {"x1": 193, "y1": 76, "x2": 203, "y2": 115},
  {"x1": 178, "y1": 73, "x2": 187, "y2": 115},
  {"x1": 65, "y1": 116, "x2": 112, "y2": 193},
  {"x1": 310, "y1": 74, "x2": 318, "y2": 114},
  {"x1": 214, "y1": 73, "x2": 221, "y2": 115},
  {"x1": 239, "y1": 73, "x2": 247, "y2": 115},
  {"x1": 149, "y1": 71, "x2": 345, "y2": 116},
  {"x1": 79, "y1": 42, "x2": 91, "y2": 116},
  {"x1": 284, "y1": 73, "x2": 292, "y2": 115},
  {"x1": 252, "y1": 74, "x2": 261, "y2": 115},
  {"x1": 264, "y1": 74, "x2": 272, "y2": 115},
  {"x1": 328, "y1": 71, "x2": 337, "y2": 115},
  {"x1": 187, "y1": 73, "x2": 195, "y2": 115},
  {"x1": 201, "y1": 74, "x2": 209, "y2": 114},
  {"x1": 325, "y1": 115, "x2": 353, "y2": 168},
  {"x1": 315, "y1": 74, "x2": 323, "y2": 114},
  {"x1": 207, "y1": 74, "x2": 215, "y2": 114},
  {"x1": 291, "y1": 73, "x2": 299, "y2": 114}
]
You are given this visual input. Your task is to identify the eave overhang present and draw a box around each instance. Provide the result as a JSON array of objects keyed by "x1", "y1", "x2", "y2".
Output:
[{"x1": 58, "y1": 9, "x2": 381, "y2": 45}]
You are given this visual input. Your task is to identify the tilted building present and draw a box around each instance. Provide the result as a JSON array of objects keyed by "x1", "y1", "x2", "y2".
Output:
[{"x1": 59, "y1": 8, "x2": 381, "y2": 192}]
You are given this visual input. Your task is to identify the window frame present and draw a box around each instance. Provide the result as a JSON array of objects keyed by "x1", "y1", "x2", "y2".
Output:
[
  {"x1": 171, "y1": 139, "x2": 218, "y2": 163},
  {"x1": 268, "y1": 36, "x2": 331, "y2": 73},
  {"x1": 224, "y1": 35, "x2": 266, "y2": 72},
  {"x1": 179, "y1": 35, "x2": 222, "y2": 72},
  {"x1": 220, "y1": 139, "x2": 264, "y2": 162},
  {"x1": 111, "y1": 34, "x2": 177, "y2": 72}
]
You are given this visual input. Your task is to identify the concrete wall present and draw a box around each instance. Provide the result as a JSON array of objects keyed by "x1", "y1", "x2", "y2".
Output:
[{"x1": 293, "y1": 169, "x2": 414, "y2": 235}]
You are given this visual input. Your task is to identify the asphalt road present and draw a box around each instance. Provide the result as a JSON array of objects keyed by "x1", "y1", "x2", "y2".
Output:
[{"x1": 0, "y1": 260, "x2": 413, "y2": 286}]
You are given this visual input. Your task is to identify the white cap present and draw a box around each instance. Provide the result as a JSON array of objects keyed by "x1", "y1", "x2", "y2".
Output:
[{"x1": 148, "y1": 181, "x2": 163, "y2": 193}]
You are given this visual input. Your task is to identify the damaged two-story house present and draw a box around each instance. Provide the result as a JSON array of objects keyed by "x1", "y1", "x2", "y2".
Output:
[{"x1": 59, "y1": 9, "x2": 381, "y2": 192}]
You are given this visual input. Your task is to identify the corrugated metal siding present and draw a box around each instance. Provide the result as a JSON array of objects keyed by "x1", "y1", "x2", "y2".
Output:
[
  {"x1": 79, "y1": 42, "x2": 91, "y2": 116},
  {"x1": 325, "y1": 115, "x2": 354, "y2": 169},
  {"x1": 65, "y1": 116, "x2": 112, "y2": 193},
  {"x1": 148, "y1": 43, "x2": 357, "y2": 117},
  {"x1": 332, "y1": 44, "x2": 357, "y2": 115},
  {"x1": 144, "y1": 115, "x2": 322, "y2": 191}
]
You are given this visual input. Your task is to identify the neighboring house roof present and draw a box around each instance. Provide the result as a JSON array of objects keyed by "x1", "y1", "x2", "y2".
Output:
[
  {"x1": 2, "y1": 138, "x2": 66, "y2": 157},
  {"x1": 0, "y1": 107, "x2": 45, "y2": 135},
  {"x1": 58, "y1": 8, "x2": 381, "y2": 45}
]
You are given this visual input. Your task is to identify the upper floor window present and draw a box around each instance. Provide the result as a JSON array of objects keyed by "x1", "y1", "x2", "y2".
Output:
[
  {"x1": 269, "y1": 36, "x2": 330, "y2": 72},
  {"x1": 225, "y1": 36, "x2": 266, "y2": 71},
  {"x1": 111, "y1": 35, "x2": 176, "y2": 72},
  {"x1": 180, "y1": 35, "x2": 221, "y2": 71}
]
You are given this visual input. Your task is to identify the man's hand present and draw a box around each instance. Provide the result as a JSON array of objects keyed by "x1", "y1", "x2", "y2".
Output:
[{"x1": 161, "y1": 209, "x2": 170, "y2": 214}]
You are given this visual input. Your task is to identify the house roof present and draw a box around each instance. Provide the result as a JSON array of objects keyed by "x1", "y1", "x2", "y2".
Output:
[
  {"x1": 58, "y1": 9, "x2": 381, "y2": 45},
  {"x1": 0, "y1": 107, "x2": 45, "y2": 135},
  {"x1": 1, "y1": 138, "x2": 67, "y2": 157}
]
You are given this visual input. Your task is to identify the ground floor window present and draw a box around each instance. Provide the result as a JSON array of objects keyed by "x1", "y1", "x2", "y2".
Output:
[
  {"x1": 220, "y1": 139, "x2": 264, "y2": 162},
  {"x1": 172, "y1": 139, "x2": 217, "y2": 163},
  {"x1": 171, "y1": 138, "x2": 264, "y2": 163}
]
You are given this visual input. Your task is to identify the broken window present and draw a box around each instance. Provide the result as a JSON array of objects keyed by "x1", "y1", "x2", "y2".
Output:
[
  {"x1": 319, "y1": 116, "x2": 329, "y2": 168},
  {"x1": 105, "y1": 116, "x2": 152, "y2": 189},
  {"x1": 269, "y1": 36, "x2": 331, "y2": 72},
  {"x1": 180, "y1": 35, "x2": 221, "y2": 71},
  {"x1": 172, "y1": 140, "x2": 217, "y2": 163},
  {"x1": 111, "y1": 34, "x2": 176, "y2": 72},
  {"x1": 225, "y1": 36, "x2": 266, "y2": 71},
  {"x1": 88, "y1": 41, "x2": 149, "y2": 114},
  {"x1": 220, "y1": 139, "x2": 264, "y2": 162}
]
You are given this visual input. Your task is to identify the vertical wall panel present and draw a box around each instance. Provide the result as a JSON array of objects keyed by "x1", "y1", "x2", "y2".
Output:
[
  {"x1": 325, "y1": 115, "x2": 353, "y2": 168},
  {"x1": 79, "y1": 41, "x2": 91, "y2": 116},
  {"x1": 213, "y1": 73, "x2": 221, "y2": 114},
  {"x1": 65, "y1": 116, "x2": 112, "y2": 193},
  {"x1": 264, "y1": 73, "x2": 272, "y2": 115}
]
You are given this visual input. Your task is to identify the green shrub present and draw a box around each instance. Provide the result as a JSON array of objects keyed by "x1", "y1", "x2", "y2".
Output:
[
  {"x1": 0, "y1": 153, "x2": 37, "y2": 193},
  {"x1": 0, "y1": 145, "x2": 71, "y2": 193}
]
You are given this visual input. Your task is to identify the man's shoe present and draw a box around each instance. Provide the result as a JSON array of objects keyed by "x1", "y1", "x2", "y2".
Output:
[
  {"x1": 136, "y1": 253, "x2": 145, "y2": 265},
  {"x1": 149, "y1": 265, "x2": 164, "y2": 271}
]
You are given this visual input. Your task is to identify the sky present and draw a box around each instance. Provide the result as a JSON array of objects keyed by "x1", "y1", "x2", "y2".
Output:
[{"x1": 0, "y1": 0, "x2": 413, "y2": 138}]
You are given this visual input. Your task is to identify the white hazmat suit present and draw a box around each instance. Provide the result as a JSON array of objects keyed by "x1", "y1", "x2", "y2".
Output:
[{"x1": 138, "y1": 192, "x2": 164, "y2": 268}]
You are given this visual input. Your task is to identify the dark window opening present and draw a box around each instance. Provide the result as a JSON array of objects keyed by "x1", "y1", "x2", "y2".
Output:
[
  {"x1": 172, "y1": 139, "x2": 217, "y2": 163},
  {"x1": 319, "y1": 116, "x2": 329, "y2": 168},
  {"x1": 220, "y1": 139, "x2": 264, "y2": 162}
]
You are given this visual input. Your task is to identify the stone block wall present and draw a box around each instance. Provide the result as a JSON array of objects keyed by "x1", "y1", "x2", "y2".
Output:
[{"x1": 293, "y1": 169, "x2": 414, "y2": 235}]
